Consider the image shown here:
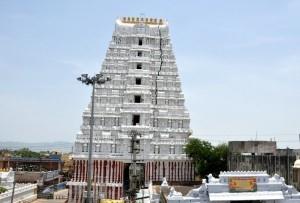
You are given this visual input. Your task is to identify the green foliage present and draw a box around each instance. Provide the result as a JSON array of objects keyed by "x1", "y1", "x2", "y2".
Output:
[
  {"x1": 13, "y1": 148, "x2": 41, "y2": 158},
  {"x1": 184, "y1": 138, "x2": 228, "y2": 177},
  {"x1": 0, "y1": 186, "x2": 7, "y2": 194},
  {"x1": 184, "y1": 138, "x2": 213, "y2": 176},
  {"x1": 0, "y1": 148, "x2": 49, "y2": 159}
]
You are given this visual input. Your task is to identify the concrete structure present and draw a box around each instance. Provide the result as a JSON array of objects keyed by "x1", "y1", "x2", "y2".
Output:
[
  {"x1": 0, "y1": 183, "x2": 37, "y2": 203},
  {"x1": 61, "y1": 153, "x2": 73, "y2": 181},
  {"x1": 166, "y1": 171, "x2": 300, "y2": 203},
  {"x1": 0, "y1": 168, "x2": 15, "y2": 188},
  {"x1": 228, "y1": 141, "x2": 296, "y2": 185},
  {"x1": 16, "y1": 170, "x2": 61, "y2": 186},
  {"x1": 68, "y1": 17, "x2": 193, "y2": 202},
  {"x1": 0, "y1": 156, "x2": 63, "y2": 172},
  {"x1": 0, "y1": 168, "x2": 37, "y2": 203},
  {"x1": 0, "y1": 156, "x2": 63, "y2": 187},
  {"x1": 229, "y1": 141, "x2": 277, "y2": 155}
]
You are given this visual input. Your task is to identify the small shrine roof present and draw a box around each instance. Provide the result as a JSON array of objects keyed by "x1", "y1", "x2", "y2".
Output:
[{"x1": 294, "y1": 159, "x2": 300, "y2": 168}]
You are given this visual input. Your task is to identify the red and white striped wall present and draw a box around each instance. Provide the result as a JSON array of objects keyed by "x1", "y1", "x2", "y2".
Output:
[
  {"x1": 72, "y1": 159, "x2": 124, "y2": 185},
  {"x1": 68, "y1": 159, "x2": 194, "y2": 202},
  {"x1": 69, "y1": 159, "x2": 124, "y2": 202},
  {"x1": 144, "y1": 161, "x2": 194, "y2": 183}
]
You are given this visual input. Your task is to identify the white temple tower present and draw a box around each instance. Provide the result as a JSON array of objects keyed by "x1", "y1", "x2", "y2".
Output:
[{"x1": 68, "y1": 17, "x2": 194, "y2": 202}]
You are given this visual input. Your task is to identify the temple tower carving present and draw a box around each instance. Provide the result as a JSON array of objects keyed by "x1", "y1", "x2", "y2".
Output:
[{"x1": 68, "y1": 17, "x2": 193, "y2": 202}]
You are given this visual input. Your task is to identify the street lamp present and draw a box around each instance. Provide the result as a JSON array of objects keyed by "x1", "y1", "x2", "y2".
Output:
[
  {"x1": 10, "y1": 171, "x2": 16, "y2": 203},
  {"x1": 77, "y1": 73, "x2": 111, "y2": 203}
]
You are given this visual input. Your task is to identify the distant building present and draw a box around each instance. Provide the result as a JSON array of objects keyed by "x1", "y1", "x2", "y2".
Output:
[
  {"x1": 0, "y1": 156, "x2": 63, "y2": 186},
  {"x1": 229, "y1": 141, "x2": 277, "y2": 155},
  {"x1": 228, "y1": 141, "x2": 296, "y2": 185},
  {"x1": 61, "y1": 153, "x2": 74, "y2": 181},
  {"x1": 166, "y1": 171, "x2": 300, "y2": 203},
  {"x1": 0, "y1": 156, "x2": 63, "y2": 172},
  {"x1": 16, "y1": 170, "x2": 61, "y2": 186}
]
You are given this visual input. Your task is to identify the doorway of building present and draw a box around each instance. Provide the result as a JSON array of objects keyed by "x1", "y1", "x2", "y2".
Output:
[{"x1": 123, "y1": 163, "x2": 130, "y2": 193}]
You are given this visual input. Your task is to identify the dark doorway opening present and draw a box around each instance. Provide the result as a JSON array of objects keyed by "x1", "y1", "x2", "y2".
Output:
[
  {"x1": 138, "y1": 38, "x2": 143, "y2": 46},
  {"x1": 136, "y1": 63, "x2": 142, "y2": 69},
  {"x1": 123, "y1": 163, "x2": 130, "y2": 194},
  {"x1": 132, "y1": 115, "x2": 140, "y2": 125},
  {"x1": 134, "y1": 95, "x2": 141, "y2": 103},
  {"x1": 135, "y1": 78, "x2": 142, "y2": 85}
]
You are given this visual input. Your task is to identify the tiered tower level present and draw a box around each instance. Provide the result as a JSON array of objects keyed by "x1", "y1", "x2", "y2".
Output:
[{"x1": 68, "y1": 17, "x2": 194, "y2": 202}]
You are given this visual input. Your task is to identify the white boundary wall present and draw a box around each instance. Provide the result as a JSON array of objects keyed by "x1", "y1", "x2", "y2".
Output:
[{"x1": 0, "y1": 184, "x2": 37, "y2": 203}]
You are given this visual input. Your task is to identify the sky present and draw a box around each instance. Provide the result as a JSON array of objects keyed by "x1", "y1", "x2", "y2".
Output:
[{"x1": 0, "y1": 1, "x2": 299, "y2": 148}]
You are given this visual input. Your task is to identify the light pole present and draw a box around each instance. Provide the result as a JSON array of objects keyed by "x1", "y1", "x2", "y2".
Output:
[
  {"x1": 10, "y1": 171, "x2": 16, "y2": 203},
  {"x1": 128, "y1": 130, "x2": 141, "y2": 202},
  {"x1": 77, "y1": 73, "x2": 111, "y2": 203}
]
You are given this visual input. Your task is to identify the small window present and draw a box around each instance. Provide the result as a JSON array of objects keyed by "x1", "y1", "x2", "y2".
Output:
[
  {"x1": 169, "y1": 145, "x2": 175, "y2": 154},
  {"x1": 137, "y1": 51, "x2": 142, "y2": 57},
  {"x1": 132, "y1": 115, "x2": 140, "y2": 125},
  {"x1": 136, "y1": 63, "x2": 142, "y2": 69},
  {"x1": 111, "y1": 144, "x2": 116, "y2": 153},
  {"x1": 95, "y1": 144, "x2": 101, "y2": 152},
  {"x1": 153, "y1": 118, "x2": 158, "y2": 127},
  {"x1": 154, "y1": 145, "x2": 160, "y2": 154},
  {"x1": 138, "y1": 38, "x2": 143, "y2": 46},
  {"x1": 82, "y1": 144, "x2": 88, "y2": 152},
  {"x1": 182, "y1": 146, "x2": 186, "y2": 154},
  {"x1": 134, "y1": 95, "x2": 141, "y2": 103},
  {"x1": 135, "y1": 78, "x2": 141, "y2": 85}
]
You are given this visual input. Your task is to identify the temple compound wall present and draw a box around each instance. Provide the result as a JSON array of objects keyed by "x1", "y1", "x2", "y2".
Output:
[{"x1": 68, "y1": 17, "x2": 193, "y2": 202}]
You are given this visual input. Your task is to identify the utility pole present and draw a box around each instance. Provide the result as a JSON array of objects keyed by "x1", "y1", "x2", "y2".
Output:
[
  {"x1": 287, "y1": 147, "x2": 290, "y2": 184},
  {"x1": 128, "y1": 130, "x2": 141, "y2": 203},
  {"x1": 10, "y1": 171, "x2": 16, "y2": 203},
  {"x1": 77, "y1": 73, "x2": 111, "y2": 203}
]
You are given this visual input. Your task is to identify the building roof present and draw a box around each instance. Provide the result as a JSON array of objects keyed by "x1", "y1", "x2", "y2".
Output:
[{"x1": 10, "y1": 157, "x2": 62, "y2": 162}]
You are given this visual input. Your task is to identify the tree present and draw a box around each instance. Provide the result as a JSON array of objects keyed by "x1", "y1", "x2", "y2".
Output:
[
  {"x1": 184, "y1": 138, "x2": 213, "y2": 177},
  {"x1": 208, "y1": 143, "x2": 228, "y2": 177},
  {"x1": 184, "y1": 138, "x2": 228, "y2": 178},
  {"x1": 0, "y1": 186, "x2": 7, "y2": 194},
  {"x1": 13, "y1": 148, "x2": 41, "y2": 158}
]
